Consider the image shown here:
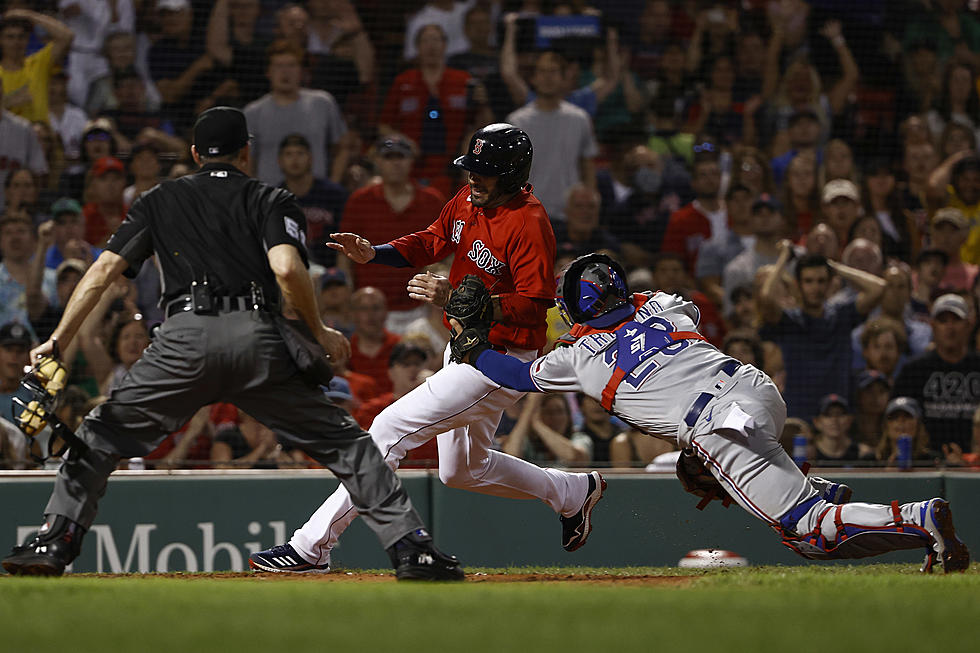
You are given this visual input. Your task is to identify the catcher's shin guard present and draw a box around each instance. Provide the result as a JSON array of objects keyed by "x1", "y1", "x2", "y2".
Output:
[
  {"x1": 779, "y1": 498, "x2": 933, "y2": 561},
  {"x1": 2, "y1": 515, "x2": 86, "y2": 576}
]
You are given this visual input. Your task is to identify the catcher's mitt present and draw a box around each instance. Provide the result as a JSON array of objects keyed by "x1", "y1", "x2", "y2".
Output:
[
  {"x1": 676, "y1": 448, "x2": 734, "y2": 510},
  {"x1": 449, "y1": 324, "x2": 493, "y2": 365},
  {"x1": 445, "y1": 274, "x2": 493, "y2": 328}
]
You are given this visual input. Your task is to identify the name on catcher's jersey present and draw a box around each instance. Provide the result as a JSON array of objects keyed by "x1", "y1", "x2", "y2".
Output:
[{"x1": 528, "y1": 291, "x2": 736, "y2": 439}]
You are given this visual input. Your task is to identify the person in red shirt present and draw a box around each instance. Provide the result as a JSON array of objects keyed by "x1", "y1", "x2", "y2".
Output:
[
  {"x1": 251, "y1": 124, "x2": 605, "y2": 572},
  {"x1": 378, "y1": 23, "x2": 492, "y2": 195},
  {"x1": 660, "y1": 154, "x2": 727, "y2": 276},
  {"x1": 82, "y1": 157, "x2": 128, "y2": 247},
  {"x1": 348, "y1": 286, "x2": 401, "y2": 394},
  {"x1": 337, "y1": 135, "x2": 445, "y2": 332}
]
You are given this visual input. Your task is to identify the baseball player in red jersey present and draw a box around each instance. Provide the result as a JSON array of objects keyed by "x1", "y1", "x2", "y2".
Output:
[{"x1": 249, "y1": 124, "x2": 605, "y2": 573}]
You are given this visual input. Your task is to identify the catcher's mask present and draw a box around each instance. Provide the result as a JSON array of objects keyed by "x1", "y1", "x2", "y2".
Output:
[
  {"x1": 454, "y1": 123, "x2": 533, "y2": 195},
  {"x1": 556, "y1": 253, "x2": 633, "y2": 328}
]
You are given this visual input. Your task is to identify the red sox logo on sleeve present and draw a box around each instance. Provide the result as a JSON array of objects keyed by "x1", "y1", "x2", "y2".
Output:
[
  {"x1": 473, "y1": 138, "x2": 485, "y2": 155},
  {"x1": 451, "y1": 219, "x2": 465, "y2": 243},
  {"x1": 467, "y1": 239, "x2": 506, "y2": 275}
]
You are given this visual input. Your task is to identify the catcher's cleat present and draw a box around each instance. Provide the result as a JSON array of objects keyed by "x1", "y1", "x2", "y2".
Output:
[
  {"x1": 920, "y1": 498, "x2": 970, "y2": 574},
  {"x1": 560, "y1": 471, "x2": 606, "y2": 552},
  {"x1": 810, "y1": 477, "x2": 853, "y2": 505},
  {"x1": 248, "y1": 543, "x2": 330, "y2": 573},
  {"x1": 2, "y1": 516, "x2": 84, "y2": 577},
  {"x1": 387, "y1": 529, "x2": 464, "y2": 581}
]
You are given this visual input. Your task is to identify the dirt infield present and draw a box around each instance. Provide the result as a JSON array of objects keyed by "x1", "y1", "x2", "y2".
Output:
[{"x1": 81, "y1": 571, "x2": 696, "y2": 586}]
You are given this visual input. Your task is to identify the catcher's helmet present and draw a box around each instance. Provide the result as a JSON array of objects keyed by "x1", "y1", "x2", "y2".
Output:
[
  {"x1": 556, "y1": 253, "x2": 632, "y2": 327},
  {"x1": 454, "y1": 123, "x2": 533, "y2": 194}
]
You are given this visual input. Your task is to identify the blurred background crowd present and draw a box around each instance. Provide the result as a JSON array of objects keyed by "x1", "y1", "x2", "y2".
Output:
[{"x1": 2, "y1": 0, "x2": 980, "y2": 471}]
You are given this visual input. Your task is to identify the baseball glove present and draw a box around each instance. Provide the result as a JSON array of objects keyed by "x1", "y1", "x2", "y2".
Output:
[
  {"x1": 445, "y1": 275, "x2": 494, "y2": 364},
  {"x1": 449, "y1": 324, "x2": 493, "y2": 364},
  {"x1": 676, "y1": 448, "x2": 734, "y2": 510},
  {"x1": 16, "y1": 355, "x2": 68, "y2": 437}
]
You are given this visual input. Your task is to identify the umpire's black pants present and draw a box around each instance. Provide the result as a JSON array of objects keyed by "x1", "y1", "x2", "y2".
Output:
[{"x1": 44, "y1": 310, "x2": 425, "y2": 548}]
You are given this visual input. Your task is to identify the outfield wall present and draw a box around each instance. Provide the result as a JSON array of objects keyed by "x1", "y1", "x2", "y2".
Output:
[{"x1": 1, "y1": 470, "x2": 977, "y2": 572}]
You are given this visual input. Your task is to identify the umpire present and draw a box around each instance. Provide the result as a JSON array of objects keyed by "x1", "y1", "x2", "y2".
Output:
[{"x1": 2, "y1": 107, "x2": 463, "y2": 581}]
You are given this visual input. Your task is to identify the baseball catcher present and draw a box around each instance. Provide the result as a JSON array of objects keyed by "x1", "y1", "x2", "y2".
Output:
[{"x1": 450, "y1": 252, "x2": 970, "y2": 574}]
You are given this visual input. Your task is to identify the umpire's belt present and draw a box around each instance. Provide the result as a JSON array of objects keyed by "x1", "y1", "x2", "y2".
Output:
[
  {"x1": 683, "y1": 359, "x2": 742, "y2": 428},
  {"x1": 165, "y1": 295, "x2": 258, "y2": 318}
]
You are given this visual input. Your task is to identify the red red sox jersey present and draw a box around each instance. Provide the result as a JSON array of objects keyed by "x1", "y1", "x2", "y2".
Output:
[{"x1": 388, "y1": 184, "x2": 556, "y2": 351}]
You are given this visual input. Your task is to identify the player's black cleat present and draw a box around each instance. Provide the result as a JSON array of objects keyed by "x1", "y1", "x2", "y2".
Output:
[
  {"x1": 921, "y1": 498, "x2": 970, "y2": 574},
  {"x1": 561, "y1": 471, "x2": 606, "y2": 552},
  {"x1": 2, "y1": 516, "x2": 85, "y2": 576},
  {"x1": 387, "y1": 529, "x2": 464, "y2": 581},
  {"x1": 249, "y1": 543, "x2": 330, "y2": 573}
]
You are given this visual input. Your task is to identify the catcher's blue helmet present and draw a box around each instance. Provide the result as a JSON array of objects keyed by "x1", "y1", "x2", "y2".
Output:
[{"x1": 556, "y1": 253, "x2": 632, "y2": 327}]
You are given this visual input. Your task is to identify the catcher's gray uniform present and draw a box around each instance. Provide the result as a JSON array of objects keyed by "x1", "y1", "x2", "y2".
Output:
[{"x1": 478, "y1": 291, "x2": 963, "y2": 567}]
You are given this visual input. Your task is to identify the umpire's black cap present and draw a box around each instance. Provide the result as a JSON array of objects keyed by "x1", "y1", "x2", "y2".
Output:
[{"x1": 193, "y1": 106, "x2": 251, "y2": 157}]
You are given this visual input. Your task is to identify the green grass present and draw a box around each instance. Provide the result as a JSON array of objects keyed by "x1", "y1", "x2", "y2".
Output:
[{"x1": 2, "y1": 565, "x2": 977, "y2": 653}]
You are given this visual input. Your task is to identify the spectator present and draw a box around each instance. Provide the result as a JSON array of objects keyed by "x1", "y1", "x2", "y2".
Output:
[
  {"x1": 730, "y1": 146, "x2": 774, "y2": 196},
  {"x1": 123, "y1": 143, "x2": 162, "y2": 206},
  {"x1": 761, "y1": 20, "x2": 858, "y2": 156},
  {"x1": 0, "y1": 321, "x2": 32, "y2": 425},
  {"x1": 572, "y1": 393, "x2": 631, "y2": 466},
  {"x1": 733, "y1": 30, "x2": 767, "y2": 102},
  {"x1": 866, "y1": 265, "x2": 933, "y2": 357},
  {"x1": 857, "y1": 316, "x2": 907, "y2": 381},
  {"x1": 205, "y1": 0, "x2": 268, "y2": 105},
  {"x1": 892, "y1": 293, "x2": 980, "y2": 454},
  {"x1": 726, "y1": 285, "x2": 757, "y2": 331},
  {"x1": 501, "y1": 393, "x2": 589, "y2": 465},
  {"x1": 85, "y1": 30, "x2": 163, "y2": 118},
  {"x1": 100, "y1": 67, "x2": 187, "y2": 156},
  {"x1": 721, "y1": 193, "x2": 783, "y2": 315},
  {"x1": 903, "y1": 0, "x2": 980, "y2": 66},
  {"x1": 211, "y1": 410, "x2": 281, "y2": 469},
  {"x1": 900, "y1": 139, "x2": 937, "y2": 230},
  {"x1": 381, "y1": 24, "x2": 490, "y2": 196},
  {"x1": 0, "y1": 213, "x2": 56, "y2": 337},
  {"x1": 57, "y1": 118, "x2": 119, "y2": 202},
  {"x1": 821, "y1": 179, "x2": 862, "y2": 248},
  {"x1": 939, "y1": 120, "x2": 976, "y2": 158},
  {"x1": 930, "y1": 207, "x2": 978, "y2": 292},
  {"x1": 660, "y1": 154, "x2": 725, "y2": 276},
  {"x1": 631, "y1": 0, "x2": 675, "y2": 83},
  {"x1": 769, "y1": 109, "x2": 822, "y2": 190},
  {"x1": 277, "y1": 133, "x2": 348, "y2": 268},
  {"x1": 759, "y1": 248, "x2": 885, "y2": 422},
  {"x1": 803, "y1": 222, "x2": 841, "y2": 261},
  {"x1": 44, "y1": 197, "x2": 101, "y2": 270},
  {"x1": 447, "y1": 5, "x2": 505, "y2": 117},
  {"x1": 927, "y1": 153, "x2": 980, "y2": 264},
  {"x1": 3, "y1": 169, "x2": 44, "y2": 223},
  {"x1": 698, "y1": 183, "x2": 753, "y2": 309},
  {"x1": 31, "y1": 120, "x2": 66, "y2": 208},
  {"x1": 553, "y1": 183, "x2": 619, "y2": 259},
  {"x1": 100, "y1": 315, "x2": 151, "y2": 395},
  {"x1": 336, "y1": 135, "x2": 445, "y2": 332},
  {"x1": 59, "y1": 0, "x2": 134, "y2": 109},
  {"x1": 33, "y1": 257, "x2": 86, "y2": 342},
  {"x1": 686, "y1": 55, "x2": 760, "y2": 148},
  {"x1": 322, "y1": 376, "x2": 356, "y2": 415},
  {"x1": 46, "y1": 71, "x2": 87, "y2": 165},
  {"x1": 348, "y1": 286, "x2": 400, "y2": 395},
  {"x1": 779, "y1": 152, "x2": 820, "y2": 240},
  {"x1": 354, "y1": 341, "x2": 431, "y2": 439},
  {"x1": 851, "y1": 369, "x2": 891, "y2": 449},
  {"x1": 317, "y1": 267, "x2": 354, "y2": 338},
  {"x1": 876, "y1": 396, "x2": 933, "y2": 466},
  {"x1": 148, "y1": 0, "x2": 221, "y2": 130},
  {"x1": 507, "y1": 49, "x2": 598, "y2": 221},
  {"x1": 861, "y1": 159, "x2": 914, "y2": 263},
  {"x1": 0, "y1": 8, "x2": 74, "y2": 123},
  {"x1": 82, "y1": 156, "x2": 127, "y2": 247},
  {"x1": 820, "y1": 139, "x2": 856, "y2": 186},
  {"x1": 245, "y1": 40, "x2": 348, "y2": 185},
  {"x1": 650, "y1": 251, "x2": 726, "y2": 346},
  {"x1": 811, "y1": 394, "x2": 873, "y2": 463},
  {"x1": 723, "y1": 329, "x2": 765, "y2": 367},
  {"x1": 403, "y1": 0, "x2": 476, "y2": 63},
  {"x1": 926, "y1": 58, "x2": 980, "y2": 143},
  {"x1": 911, "y1": 248, "x2": 949, "y2": 314},
  {"x1": 402, "y1": 265, "x2": 451, "y2": 365},
  {"x1": 0, "y1": 77, "x2": 48, "y2": 212}
]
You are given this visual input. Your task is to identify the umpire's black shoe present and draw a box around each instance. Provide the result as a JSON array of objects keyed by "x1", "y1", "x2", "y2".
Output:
[
  {"x1": 561, "y1": 471, "x2": 606, "y2": 552},
  {"x1": 2, "y1": 516, "x2": 85, "y2": 576},
  {"x1": 387, "y1": 529, "x2": 465, "y2": 581}
]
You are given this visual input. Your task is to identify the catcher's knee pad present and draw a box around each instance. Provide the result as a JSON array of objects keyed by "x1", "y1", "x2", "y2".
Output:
[{"x1": 780, "y1": 499, "x2": 932, "y2": 560}]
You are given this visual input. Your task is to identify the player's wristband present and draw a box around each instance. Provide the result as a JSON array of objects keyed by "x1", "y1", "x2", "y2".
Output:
[{"x1": 371, "y1": 244, "x2": 412, "y2": 268}]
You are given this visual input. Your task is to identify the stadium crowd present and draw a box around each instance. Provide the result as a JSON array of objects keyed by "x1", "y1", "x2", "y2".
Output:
[{"x1": 2, "y1": 0, "x2": 980, "y2": 471}]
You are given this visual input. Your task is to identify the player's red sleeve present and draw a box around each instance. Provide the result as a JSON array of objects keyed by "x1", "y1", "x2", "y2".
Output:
[
  {"x1": 505, "y1": 205, "x2": 556, "y2": 299},
  {"x1": 497, "y1": 295, "x2": 551, "y2": 327}
]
